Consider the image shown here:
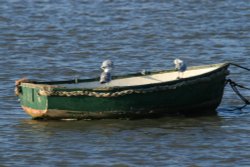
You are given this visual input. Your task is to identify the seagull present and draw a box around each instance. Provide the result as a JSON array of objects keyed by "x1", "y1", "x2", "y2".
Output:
[
  {"x1": 174, "y1": 59, "x2": 187, "y2": 79},
  {"x1": 141, "y1": 69, "x2": 146, "y2": 75},
  {"x1": 100, "y1": 60, "x2": 114, "y2": 84},
  {"x1": 101, "y1": 59, "x2": 114, "y2": 70}
]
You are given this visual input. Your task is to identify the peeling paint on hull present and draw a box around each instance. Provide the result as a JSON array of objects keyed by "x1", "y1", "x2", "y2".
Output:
[{"x1": 22, "y1": 106, "x2": 47, "y2": 118}]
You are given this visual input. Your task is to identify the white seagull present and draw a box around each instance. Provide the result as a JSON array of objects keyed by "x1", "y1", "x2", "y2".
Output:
[
  {"x1": 100, "y1": 60, "x2": 114, "y2": 84},
  {"x1": 174, "y1": 59, "x2": 187, "y2": 79}
]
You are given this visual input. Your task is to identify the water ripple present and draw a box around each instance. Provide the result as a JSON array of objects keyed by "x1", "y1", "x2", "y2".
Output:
[{"x1": 0, "y1": 0, "x2": 250, "y2": 166}]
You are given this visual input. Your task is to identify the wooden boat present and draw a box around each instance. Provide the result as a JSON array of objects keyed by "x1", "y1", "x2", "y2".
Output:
[{"x1": 15, "y1": 62, "x2": 230, "y2": 120}]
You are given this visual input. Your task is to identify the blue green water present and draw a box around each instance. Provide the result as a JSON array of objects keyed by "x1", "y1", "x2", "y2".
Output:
[{"x1": 0, "y1": 0, "x2": 250, "y2": 166}]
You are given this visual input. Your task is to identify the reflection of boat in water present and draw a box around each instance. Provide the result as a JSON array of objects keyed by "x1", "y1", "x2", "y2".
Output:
[{"x1": 15, "y1": 62, "x2": 229, "y2": 120}]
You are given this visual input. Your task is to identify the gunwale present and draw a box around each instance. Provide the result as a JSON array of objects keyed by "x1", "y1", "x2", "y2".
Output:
[{"x1": 21, "y1": 62, "x2": 229, "y2": 91}]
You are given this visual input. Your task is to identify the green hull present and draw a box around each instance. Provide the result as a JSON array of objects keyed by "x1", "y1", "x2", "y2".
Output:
[{"x1": 17, "y1": 63, "x2": 229, "y2": 119}]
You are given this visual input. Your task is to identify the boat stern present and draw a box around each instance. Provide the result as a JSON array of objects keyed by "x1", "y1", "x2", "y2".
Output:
[{"x1": 16, "y1": 80, "x2": 49, "y2": 119}]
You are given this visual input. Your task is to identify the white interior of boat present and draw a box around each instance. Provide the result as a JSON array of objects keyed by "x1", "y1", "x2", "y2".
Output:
[{"x1": 60, "y1": 66, "x2": 219, "y2": 89}]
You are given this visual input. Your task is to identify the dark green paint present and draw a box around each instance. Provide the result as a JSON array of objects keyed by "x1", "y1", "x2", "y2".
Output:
[
  {"x1": 20, "y1": 87, "x2": 47, "y2": 110},
  {"x1": 17, "y1": 63, "x2": 229, "y2": 119}
]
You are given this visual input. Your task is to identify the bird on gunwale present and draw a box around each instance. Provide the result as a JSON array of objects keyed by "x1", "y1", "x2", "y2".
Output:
[
  {"x1": 100, "y1": 60, "x2": 114, "y2": 84},
  {"x1": 174, "y1": 58, "x2": 187, "y2": 79}
]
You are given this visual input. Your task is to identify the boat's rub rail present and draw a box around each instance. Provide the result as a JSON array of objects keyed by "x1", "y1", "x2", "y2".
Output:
[
  {"x1": 15, "y1": 79, "x2": 61, "y2": 96},
  {"x1": 15, "y1": 63, "x2": 230, "y2": 97},
  {"x1": 38, "y1": 68, "x2": 229, "y2": 98},
  {"x1": 15, "y1": 78, "x2": 33, "y2": 96}
]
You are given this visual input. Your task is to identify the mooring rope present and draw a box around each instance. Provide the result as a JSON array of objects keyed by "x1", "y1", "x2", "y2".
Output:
[
  {"x1": 229, "y1": 63, "x2": 250, "y2": 71},
  {"x1": 226, "y1": 79, "x2": 250, "y2": 104},
  {"x1": 226, "y1": 79, "x2": 250, "y2": 110},
  {"x1": 38, "y1": 69, "x2": 228, "y2": 97},
  {"x1": 224, "y1": 63, "x2": 250, "y2": 110}
]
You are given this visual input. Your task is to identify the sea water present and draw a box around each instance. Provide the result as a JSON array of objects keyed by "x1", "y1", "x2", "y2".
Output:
[{"x1": 0, "y1": 0, "x2": 250, "y2": 166}]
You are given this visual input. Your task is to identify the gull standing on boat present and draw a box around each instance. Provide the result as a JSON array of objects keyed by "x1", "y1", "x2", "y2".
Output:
[
  {"x1": 100, "y1": 60, "x2": 114, "y2": 84},
  {"x1": 174, "y1": 59, "x2": 187, "y2": 79}
]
